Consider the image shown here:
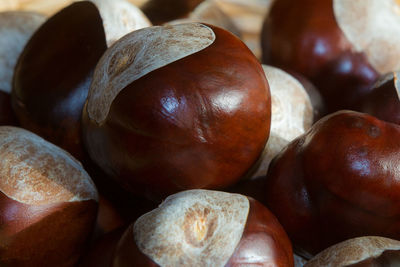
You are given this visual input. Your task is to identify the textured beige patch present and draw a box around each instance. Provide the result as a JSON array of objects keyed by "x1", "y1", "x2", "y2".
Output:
[
  {"x1": 87, "y1": 23, "x2": 215, "y2": 124},
  {"x1": 166, "y1": 1, "x2": 241, "y2": 37},
  {"x1": 0, "y1": 127, "x2": 98, "y2": 205},
  {"x1": 214, "y1": 0, "x2": 273, "y2": 59},
  {"x1": 334, "y1": 0, "x2": 400, "y2": 74},
  {"x1": 89, "y1": 0, "x2": 151, "y2": 46},
  {"x1": 134, "y1": 190, "x2": 249, "y2": 267},
  {"x1": 0, "y1": 11, "x2": 45, "y2": 93},
  {"x1": 250, "y1": 66, "x2": 313, "y2": 178},
  {"x1": 305, "y1": 236, "x2": 400, "y2": 267}
]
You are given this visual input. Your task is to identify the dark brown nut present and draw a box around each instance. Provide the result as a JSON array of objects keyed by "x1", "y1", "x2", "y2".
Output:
[
  {"x1": 358, "y1": 71, "x2": 400, "y2": 125},
  {"x1": 82, "y1": 23, "x2": 271, "y2": 200},
  {"x1": 11, "y1": 0, "x2": 150, "y2": 161},
  {"x1": 112, "y1": 190, "x2": 293, "y2": 267},
  {"x1": 0, "y1": 126, "x2": 98, "y2": 266},
  {"x1": 261, "y1": 0, "x2": 400, "y2": 113},
  {"x1": 140, "y1": 0, "x2": 204, "y2": 25},
  {"x1": 264, "y1": 110, "x2": 400, "y2": 258},
  {"x1": 306, "y1": 236, "x2": 400, "y2": 267}
]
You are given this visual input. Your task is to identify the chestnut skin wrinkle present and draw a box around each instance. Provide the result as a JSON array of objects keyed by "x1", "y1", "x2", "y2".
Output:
[
  {"x1": 112, "y1": 197, "x2": 293, "y2": 267},
  {"x1": 261, "y1": 0, "x2": 379, "y2": 113},
  {"x1": 83, "y1": 25, "x2": 271, "y2": 200},
  {"x1": 12, "y1": 1, "x2": 107, "y2": 161},
  {"x1": 264, "y1": 111, "x2": 400, "y2": 258}
]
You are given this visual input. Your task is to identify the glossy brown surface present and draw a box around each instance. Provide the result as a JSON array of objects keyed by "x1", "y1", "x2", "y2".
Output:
[
  {"x1": 226, "y1": 198, "x2": 294, "y2": 267},
  {"x1": 261, "y1": 0, "x2": 379, "y2": 113},
  {"x1": 141, "y1": 0, "x2": 204, "y2": 25},
  {"x1": 264, "y1": 111, "x2": 400, "y2": 257},
  {"x1": 12, "y1": 1, "x2": 107, "y2": 161},
  {"x1": 0, "y1": 191, "x2": 97, "y2": 266},
  {"x1": 83, "y1": 25, "x2": 271, "y2": 201},
  {"x1": 0, "y1": 91, "x2": 17, "y2": 126},
  {"x1": 112, "y1": 225, "x2": 158, "y2": 267},
  {"x1": 358, "y1": 73, "x2": 400, "y2": 125}
]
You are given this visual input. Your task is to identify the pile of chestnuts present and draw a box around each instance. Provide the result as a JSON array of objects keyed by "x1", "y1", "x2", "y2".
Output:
[{"x1": 1, "y1": 0, "x2": 400, "y2": 266}]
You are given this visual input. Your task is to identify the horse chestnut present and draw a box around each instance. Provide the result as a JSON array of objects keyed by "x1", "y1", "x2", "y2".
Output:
[
  {"x1": 0, "y1": 126, "x2": 98, "y2": 266},
  {"x1": 83, "y1": 23, "x2": 271, "y2": 200},
  {"x1": 12, "y1": 0, "x2": 150, "y2": 161},
  {"x1": 113, "y1": 190, "x2": 293, "y2": 266},
  {"x1": 261, "y1": 0, "x2": 400, "y2": 113},
  {"x1": 264, "y1": 110, "x2": 400, "y2": 257}
]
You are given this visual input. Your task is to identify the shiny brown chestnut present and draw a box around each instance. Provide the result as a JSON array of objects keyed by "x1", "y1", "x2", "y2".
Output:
[
  {"x1": 306, "y1": 236, "x2": 400, "y2": 267},
  {"x1": 264, "y1": 110, "x2": 400, "y2": 258},
  {"x1": 358, "y1": 72, "x2": 400, "y2": 125},
  {"x1": 112, "y1": 190, "x2": 293, "y2": 267},
  {"x1": 82, "y1": 23, "x2": 271, "y2": 200},
  {"x1": 12, "y1": 0, "x2": 150, "y2": 161},
  {"x1": 0, "y1": 126, "x2": 98, "y2": 266},
  {"x1": 261, "y1": 0, "x2": 400, "y2": 113}
]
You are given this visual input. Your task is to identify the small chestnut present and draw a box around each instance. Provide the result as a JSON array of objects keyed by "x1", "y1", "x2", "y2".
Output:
[
  {"x1": 264, "y1": 110, "x2": 400, "y2": 258},
  {"x1": 112, "y1": 189, "x2": 294, "y2": 267},
  {"x1": 261, "y1": 0, "x2": 400, "y2": 113},
  {"x1": 82, "y1": 23, "x2": 271, "y2": 200},
  {"x1": 12, "y1": 0, "x2": 150, "y2": 161},
  {"x1": 0, "y1": 126, "x2": 98, "y2": 266},
  {"x1": 306, "y1": 236, "x2": 400, "y2": 267}
]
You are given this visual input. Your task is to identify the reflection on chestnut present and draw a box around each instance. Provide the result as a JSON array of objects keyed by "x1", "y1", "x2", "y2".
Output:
[
  {"x1": 12, "y1": 0, "x2": 150, "y2": 161},
  {"x1": 358, "y1": 71, "x2": 400, "y2": 125},
  {"x1": 261, "y1": 0, "x2": 400, "y2": 113},
  {"x1": 82, "y1": 23, "x2": 271, "y2": 200},
  {"x1": 112, "y1": 190, "x2": 293, "y2": 267},
  {"x1": 264, "y1": 110, "x2": 400, "y2": 258},
  {"x1": 306, "y1": 236, "x2": 400, "y2": 267},
  {"x1": 0, "y1": 126, "x2": 98, "y2": 266}
]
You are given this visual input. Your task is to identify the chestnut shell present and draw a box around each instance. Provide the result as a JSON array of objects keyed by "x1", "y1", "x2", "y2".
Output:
[
  {"x1": 83, "y1": 25, "x2": 271, "y2": 200},
  {"x1": 261, "y1": 0, "x2": 379, "y2": 113},
  {"x1": 12, "y1": 1, "x2": 107, "y2": 161}
]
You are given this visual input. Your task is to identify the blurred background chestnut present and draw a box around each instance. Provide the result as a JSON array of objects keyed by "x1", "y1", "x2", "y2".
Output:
[
  {"x1": 0, "y1": 11, "x2": 45, "y2": 126},
  {"x1": 262, "y1": 0, "x2": 400, "y2": 114},
  {"x1": 83, "y1": 23, "x2": 271, "y2": 201}
]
